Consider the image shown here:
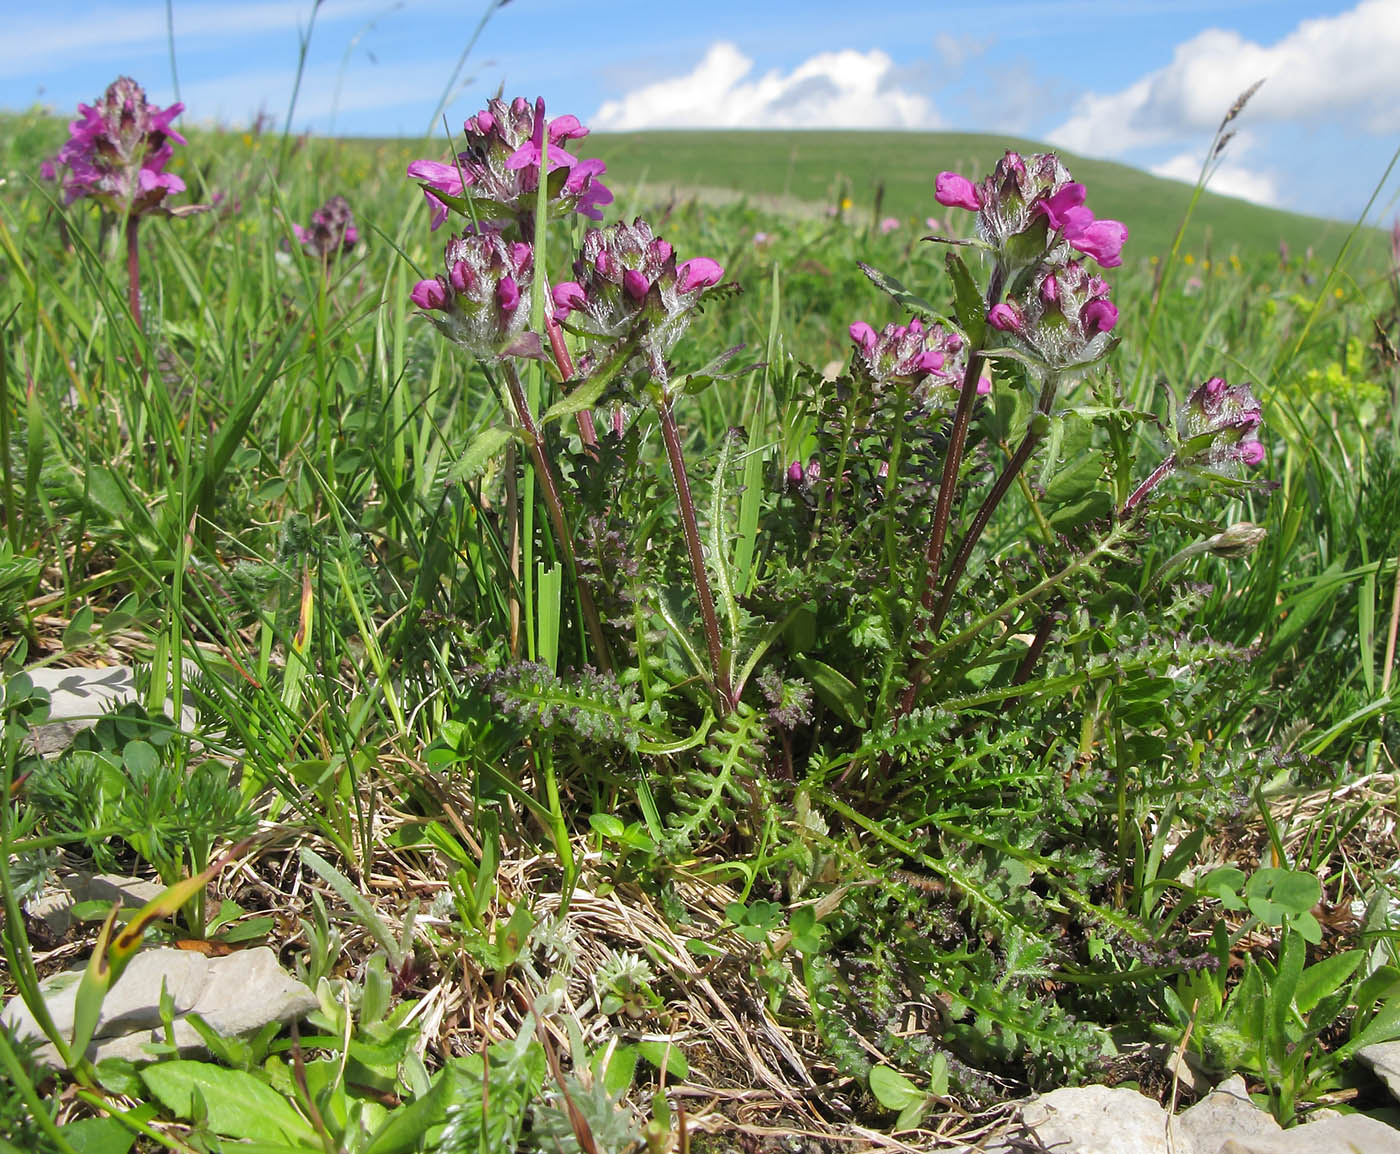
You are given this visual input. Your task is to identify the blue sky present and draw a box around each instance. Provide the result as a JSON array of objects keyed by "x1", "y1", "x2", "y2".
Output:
[{"x1": 5, "y1": 0, "x2": 1397, "y2": 222}]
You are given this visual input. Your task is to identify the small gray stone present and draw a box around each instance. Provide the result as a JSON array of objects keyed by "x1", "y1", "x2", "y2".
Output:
[
  {"x1": 1360, "y1": 1042, "x2": 1400, "y2": 1106},
  {"x1": 995, "y1": 1084, "x2": 1172, "y2": 1154},
  {"x1": 1176, "y1": 1074, "x2": 1282, "y2": 1152},
  {"x1": 1, "y1": 946, "x2": 317, "y2": 1067},
  {"x1": 1214, "y1": 1113, "x2": 1400, "y2": 1153},
  {"x1": 27, "y1": 871, "x2": 168, "y2": 936},
  {"x1": 11, "y1": 664, "x2": 200, "y2": 757}
]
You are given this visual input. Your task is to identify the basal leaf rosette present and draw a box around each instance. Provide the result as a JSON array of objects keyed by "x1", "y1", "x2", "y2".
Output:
[
  {"x1": 407, "y1": 96, "x2": 612, "y2": 231},
  {"x1": 410, "y1": 231, "x2": 541, "y2": 361},
  {"x1": 550, "y1": 218, "x2": 725, "y2": 394}
]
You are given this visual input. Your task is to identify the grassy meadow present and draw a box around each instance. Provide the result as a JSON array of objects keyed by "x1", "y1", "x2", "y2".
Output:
[{"x1": 1, "y1": 96, "x2": 1400, "y2": 1153}]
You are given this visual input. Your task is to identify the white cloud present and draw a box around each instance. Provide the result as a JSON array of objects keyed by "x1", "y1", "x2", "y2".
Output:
[
  {"x1": 1150, "y1": 143, "x2": 1281, "y2": 209},
  {"x1": 591, "y1": 41, "x2": 940, "y2": 131},
  {"x1": 1049, "y1": 0, "x2": 1400, "y2": 157}
]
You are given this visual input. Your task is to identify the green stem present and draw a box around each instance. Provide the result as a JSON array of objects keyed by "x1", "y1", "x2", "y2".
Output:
[
  {"x1": 0, "y1": 1030, "x2": 79, "y2": 1154},
  {"x1": 657, "y1": 397, "x2": 733, "y2": 712},
  {"x1": 501, "y1": 362, "x2": 612, "y2": 672}
]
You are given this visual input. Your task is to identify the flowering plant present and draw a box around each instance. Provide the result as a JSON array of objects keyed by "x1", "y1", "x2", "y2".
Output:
[
  {"x1": 407, "y1": 95, "x2": 611, "y2": 232},
  {"x1": 43, "y1": 75, "x2": 202, "y2": 330},
  {"x1": 292, "y1": 194, "x2": 359, "y2": 263},
  {"x1": 46, "y1": 76, "x2": 190, "y2": 218}
]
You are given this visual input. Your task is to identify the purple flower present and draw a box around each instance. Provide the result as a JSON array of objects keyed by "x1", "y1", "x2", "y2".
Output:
[
  {"x1": 848, "y1": 322, "x2": 878, "y2": 353},
  {"x1": 1082, "y1": 298, "x2": 1118, "y2": 334},
  {"x1": 407, "y1": 95, "x2": 612, "y2": 231},
  {"x1": 1063, "y1": 216, "x2": 1128, "y2": 269},
  {"x1": 410, "y1": 231, "x2": 540, "y2": 360},
  {"x1": 676, "y1": 257, "x2": 724, "y2": 294},
  {"x1": 944, "y1": 151, "x2": 1129, "y2": 274},
  {"x1": 988, "y1": 302, "x2": 1025, "y2": 332},
  {"x1": 551, "y1": 218, "x2": 724, "y2": 387},
  {"x1": 879, "y1": 216, "x2": 901, "y2": 234},
  {"x1": 50, "y1": 76, "x2": 191, "y2": 218},
  {"x1": 1178, "y1": 375, "x2": 1266, "y2": 474},
  {"x1": 849, "y1": 315, "x2": 989, "y2": 404},
  {"x1": 1037, "y1": 183, "x2": 1087, "y2": 230},
  {"x1": 292, "y1": 194, "x2": 358, "y2": 261},
  {"x1": 935, "y1": 172, "x2": 981, "y2": 212},
  {"x1": 992, "y1": 261, "x2": 1118, "y2": 368}
]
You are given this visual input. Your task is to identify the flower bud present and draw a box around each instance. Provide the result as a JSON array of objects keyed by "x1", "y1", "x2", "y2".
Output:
[
  {"x1": 991, "y1": 261, "x2": 1117, "y2": 369},
  {"x1": 552, "y1": 217, "x2": 725, "y2": 390},
  {"x1": 988, "y1": 302, "x2": 1025, "y2": 332},
  {"x1": 1207, "y1": 522, "x2": 1267, "y2": 558}
]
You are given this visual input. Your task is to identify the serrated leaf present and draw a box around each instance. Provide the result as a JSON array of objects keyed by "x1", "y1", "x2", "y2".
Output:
[
  {"x1": 1295, "y1": 950, "x2": 1362, "y2": 1015},
  {"x1": 856, "y1": 262, "x2": 941, "y2": 319},
  {"x1": 637, "y1": 1040, "x2": 688, "y2": 1080},
  {"x1": 945, "y1": 252, "x2": 985, "y2": 346},
  {"x1": 141, "y1": 1061, "x2": 318, "y2": 1145},
  {"x1": 447, "y1": 425, "x2": 515, "y2": 484}
]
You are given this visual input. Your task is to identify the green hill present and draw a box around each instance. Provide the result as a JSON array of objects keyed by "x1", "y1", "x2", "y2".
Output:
[{"x1": 580, "y1": 130, "x2": 1384, "y2": 271}]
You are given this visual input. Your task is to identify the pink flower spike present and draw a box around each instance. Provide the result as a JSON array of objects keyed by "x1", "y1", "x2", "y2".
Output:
[
  {"x1": 548, "y1": 113, "x2": 588, "y2": 144},
  {"x1": 1083, "y1": 298, "x2": 1118, "y2": 333},
  {"x1": 1066, "y1": 218, "x2": 1128, "y2": 268},
  {"x1": 787, "y1": 460, "x2": 804, "y2": 486},
  {"x1": 552, "y1": 281, "x2": 586, "y2": 313},
  {"x1": 879, "y1": 216, "x2": 900, "y2": 234},
  {"x1": 976, "y1": 375, "x2": 993, "y2": 396},
  {"x1": 988, "y1": 302, "x2": 1025, "y2": 332},
  {"x1": 407, "y1": 159, "x2": 466, "y2": 194},
  {"x1": 623, "y1": 268, "x2": 650, "y2": 301},
  {"x1": 411, "y1": 279, "x2": 447, "y2": 310},
  {"x1": 1037, "y1": 183, "x2": 1086, "y2": 229},
  {"x1": 676, "y1": 257, "x2": 723, "y2": 293},
  {"x1": 496, "y1": 275, "x2": 521, "y2": 312},
  {"x1": 935, "y1": 172, "x2": 981, "y2": 212},
  {"x1": 848, "y1": 321, "x2": 878, "y2": 352}
]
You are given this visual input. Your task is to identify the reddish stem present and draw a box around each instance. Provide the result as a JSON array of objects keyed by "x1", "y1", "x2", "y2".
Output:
[
  {"x1": 657, "y1": 397, "x2": 732, "y2": 712},
  {"x1": 1121, "y1": 455, "x2": 1177, "y2": 513},
  {"x1": 125, "y1": 214, "x2": 143, "y2": 333}
]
